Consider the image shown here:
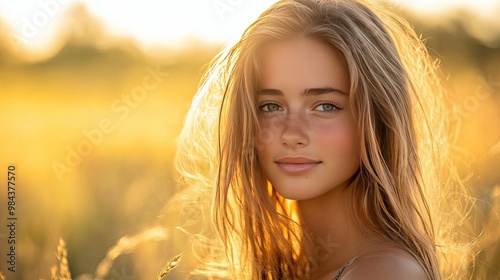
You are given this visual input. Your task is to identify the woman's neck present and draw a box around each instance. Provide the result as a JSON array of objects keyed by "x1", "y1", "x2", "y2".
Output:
[{"x1": 296, "y1": 184, "x2": 368, "y2": 278}]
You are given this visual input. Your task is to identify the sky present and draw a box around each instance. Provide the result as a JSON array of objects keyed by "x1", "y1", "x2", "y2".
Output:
[
  {"x1": 0, "y1": 0, "x2": 498, "y2": 58},
  {"x1": 395, "y1": 0, "x2": 499, "y2": 14}
]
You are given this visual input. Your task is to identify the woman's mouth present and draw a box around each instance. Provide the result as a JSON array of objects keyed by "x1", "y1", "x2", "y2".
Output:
[{"x1": 275, "y1": 157, "x2": 321, "y2": 174}]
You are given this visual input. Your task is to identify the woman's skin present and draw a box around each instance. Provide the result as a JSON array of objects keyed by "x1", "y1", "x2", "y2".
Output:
[{"x1": 256, "y1": 37, "x2": 428, "y2": 280}]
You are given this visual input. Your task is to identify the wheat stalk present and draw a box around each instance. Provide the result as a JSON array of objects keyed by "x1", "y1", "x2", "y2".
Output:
[
  {"x1": 94, "y1": 226, "x2": 170, "y2": 280},
  {"x1": 57, "y1": 238, "x2": 72, "y2": 280},
  {"x1": 45, "y1": 238, "x2": 72, "y2": 280},
  {"x1": 50, "y1": 266, "x2": 58, "y2": 280},
  {"x1": 0, "y1": 229, "x2": 180, "y2": 280},
  {"x1": 156, "y1": 253, "x2": 182, "y2": 280}
]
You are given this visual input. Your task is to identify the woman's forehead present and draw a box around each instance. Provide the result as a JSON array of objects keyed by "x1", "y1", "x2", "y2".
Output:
[{"x1": 254, "y1": 37, "x2": 350, "y2": 93}]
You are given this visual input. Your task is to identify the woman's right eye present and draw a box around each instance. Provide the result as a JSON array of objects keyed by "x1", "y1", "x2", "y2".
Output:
[{"x1": 259, "y1": 103, "x2": 283, "y2": 112}]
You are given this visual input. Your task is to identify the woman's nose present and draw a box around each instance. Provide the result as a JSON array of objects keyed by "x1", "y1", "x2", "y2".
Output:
[{"x1": 280, "y1": 113, "x2": 309, "y2": 148}]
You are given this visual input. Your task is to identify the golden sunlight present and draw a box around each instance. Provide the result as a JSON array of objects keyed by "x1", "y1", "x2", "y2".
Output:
[{"x1": 0, "y1": 1, "x2": 498, "y2": 279}]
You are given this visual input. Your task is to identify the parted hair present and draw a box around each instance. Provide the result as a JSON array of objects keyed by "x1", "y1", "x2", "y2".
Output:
[{"x1": 173, "y1": 0, "x2": 474, "y2": 279}]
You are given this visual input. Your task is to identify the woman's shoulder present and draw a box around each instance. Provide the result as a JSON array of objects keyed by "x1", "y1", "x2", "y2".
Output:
[{"x1": 341, "y1": 246, "x2": 429, "y2": 280}]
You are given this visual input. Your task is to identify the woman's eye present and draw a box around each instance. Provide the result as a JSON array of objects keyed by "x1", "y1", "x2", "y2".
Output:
[
  {"x1": 260, "y1": 103, "x2": 283, "y2": 112},
  {"x1": 313, "y1": 103, "x2": 341, "y2": 113}
]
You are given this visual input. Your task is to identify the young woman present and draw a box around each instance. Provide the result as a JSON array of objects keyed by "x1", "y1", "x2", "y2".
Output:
[{"x1": 173, "y1": 0, "x2": 474, "y2": 279}]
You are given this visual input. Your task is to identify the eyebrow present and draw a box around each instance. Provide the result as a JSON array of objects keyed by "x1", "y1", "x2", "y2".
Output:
[{"x1": 258, "y1": 87, "x2": 348, "y2": 96}]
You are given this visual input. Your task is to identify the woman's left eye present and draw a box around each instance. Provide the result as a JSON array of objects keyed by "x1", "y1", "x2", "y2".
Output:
[{"x1": 313, "y1": 102, "x2": 341, "y2": 113}]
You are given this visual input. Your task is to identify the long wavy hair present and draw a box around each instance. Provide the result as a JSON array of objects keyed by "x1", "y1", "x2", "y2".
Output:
[{"x1": 173, "y1": 0, "x2": 474, "y2": 279}]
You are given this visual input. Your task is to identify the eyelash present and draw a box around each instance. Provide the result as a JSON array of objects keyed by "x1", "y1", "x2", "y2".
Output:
[
  {"x1": 259, "y1": 102, "x2": 283, "y2": 113},
  {"x1": 313, "y1": 102, "x2": 342, "y2": 113},
  {"x1": 258, "y1": 102, "x2": 342, "y2": 114}
]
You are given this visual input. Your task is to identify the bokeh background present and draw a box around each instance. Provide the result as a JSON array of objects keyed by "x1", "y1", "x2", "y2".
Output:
[{"x1": 0, "y1": 0, "x2": 499, "y2": 279}]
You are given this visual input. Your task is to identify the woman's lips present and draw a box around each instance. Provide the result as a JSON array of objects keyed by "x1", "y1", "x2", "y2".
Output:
[{"x1": 275, "y1": 157, "x2": 321, "y2": 174}]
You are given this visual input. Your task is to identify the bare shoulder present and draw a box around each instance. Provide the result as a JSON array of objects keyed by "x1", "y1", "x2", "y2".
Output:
[{"x1": 341, "y1": 247, "x2": 429, "y2": 280}]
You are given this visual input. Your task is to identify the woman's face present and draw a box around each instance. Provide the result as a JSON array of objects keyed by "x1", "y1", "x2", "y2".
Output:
[{"x1": 256, "y1": 37, "x2": 360, "y2": 201}]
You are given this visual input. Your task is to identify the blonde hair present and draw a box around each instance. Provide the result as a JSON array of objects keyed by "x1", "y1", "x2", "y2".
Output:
[{"x1": 173, "y1": 0, "x2": 474, "y2": 279}]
